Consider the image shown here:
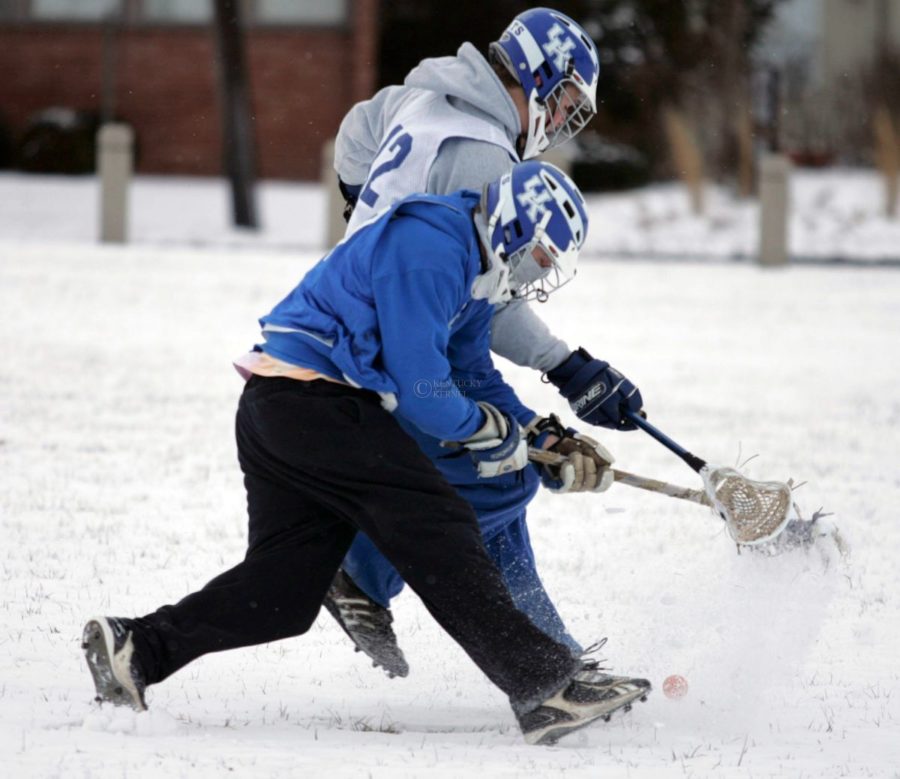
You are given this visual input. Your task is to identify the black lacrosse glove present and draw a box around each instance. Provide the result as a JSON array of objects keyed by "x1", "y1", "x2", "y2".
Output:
[
  {"x1": 338, "y1": 178, "x2": 362, "y2": 223},
  {"x1": 545, "y1": 347, "x2": 644, "y2": 431}
]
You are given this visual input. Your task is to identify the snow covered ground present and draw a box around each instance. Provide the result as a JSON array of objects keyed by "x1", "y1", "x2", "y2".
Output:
[{"x1": 1, "y1": 170, "x2": 899, "y2": 777}]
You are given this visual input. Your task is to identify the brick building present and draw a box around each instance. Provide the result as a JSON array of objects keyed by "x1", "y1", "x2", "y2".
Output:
[{"x1": 0, "y1": 0, "x2": 379, "y2": 179}]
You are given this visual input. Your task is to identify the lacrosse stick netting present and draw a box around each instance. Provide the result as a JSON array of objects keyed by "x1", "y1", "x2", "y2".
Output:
[{"x1": 700, "y1": 465, "x2": 793, "y2": 546}]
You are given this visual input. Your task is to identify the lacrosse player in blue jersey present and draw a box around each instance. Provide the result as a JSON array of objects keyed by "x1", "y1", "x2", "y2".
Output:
[
  {"x1": 326, "y1": 7, "x2": 646, "y2": 677},
  {"x1": 83, "y1": 161, "x2": 651, "y2": 746}
]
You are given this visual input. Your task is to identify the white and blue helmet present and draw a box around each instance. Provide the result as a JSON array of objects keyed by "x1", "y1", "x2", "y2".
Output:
[
  {"x1": 490, "y1": 8, "x2": 600, "y2": 159},
  {"x1": 473, "y1": 160, "x2": 588, "y2": 304}
]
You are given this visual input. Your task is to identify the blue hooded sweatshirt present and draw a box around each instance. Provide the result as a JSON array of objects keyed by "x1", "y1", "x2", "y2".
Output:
[{"x1": 257, "y1": 191, "x2": 536, "y2": 454}]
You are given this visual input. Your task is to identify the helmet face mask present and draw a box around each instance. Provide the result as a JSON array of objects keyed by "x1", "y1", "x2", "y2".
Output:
[
  {"x1": 491, "y1": 8, "x2": 600, "y2": 159},
  {"x1": 501, "y1": 210, "x2": 569, "y2": 303},
  {"x1": 475, "y1": 161, "x2": 587, "y2": 305},
  {"x1": 542, "y1": 76, "x2": 596, "y2": 148}
]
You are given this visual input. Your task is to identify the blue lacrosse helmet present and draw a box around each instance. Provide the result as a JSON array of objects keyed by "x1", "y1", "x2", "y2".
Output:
[
  {"x1": 490, "y1": 8, "x2": 600, "y2": 159},
  {"x1": 476, "y1": 160, "x2": 588, "y2": 304}
]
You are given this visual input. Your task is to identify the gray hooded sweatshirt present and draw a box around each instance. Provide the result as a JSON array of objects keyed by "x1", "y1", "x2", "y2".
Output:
[{"x1": 333, "y1": 43, "x2": 570, "y2": 373}]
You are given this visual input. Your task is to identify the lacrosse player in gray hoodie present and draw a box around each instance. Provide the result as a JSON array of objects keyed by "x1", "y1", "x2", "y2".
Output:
[{"x1": 325, "y1": 7, "x2": 646, "y2": 680}]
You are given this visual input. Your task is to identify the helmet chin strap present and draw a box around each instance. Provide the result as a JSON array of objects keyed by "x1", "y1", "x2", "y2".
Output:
[
  {"x1": 521, "y1": 93, "x2": 550, "y2": 160},
  {"x1": 470, "y1": 199, "x2": 512, "y2": 305}
]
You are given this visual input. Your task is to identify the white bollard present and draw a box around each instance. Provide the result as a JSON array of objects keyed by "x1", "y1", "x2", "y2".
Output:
[
  {"x1": 98, "y1": 123, "x2": 134, "y2": 244},
  {"x1": 322, "y1": 138, "x2": 348, "y2": 250},
  {"x1": 758, "y1": 153, "x2": 791, "y2": 266}
]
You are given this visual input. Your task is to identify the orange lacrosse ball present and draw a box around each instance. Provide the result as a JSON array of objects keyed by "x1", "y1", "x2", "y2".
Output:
[{"x1": 663, "y1": 674, "x2": 688, "y2": 699}]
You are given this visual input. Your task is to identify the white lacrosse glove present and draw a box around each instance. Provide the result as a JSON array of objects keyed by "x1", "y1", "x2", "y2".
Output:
[
  {"x1": 527, "y1": 414, "x2": 615, "y2": 493},
  {"x1": 443, "y1": 401, "x2": 529, "y2": 479}
]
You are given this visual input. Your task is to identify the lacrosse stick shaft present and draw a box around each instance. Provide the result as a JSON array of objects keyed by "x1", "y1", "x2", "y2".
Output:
[
  {"x1": 614, "y1": 469, "x2": 710, "y2": 505},
  {"x1": 527, "y1": 447, "x2": 710, "y2": 506},
  {"x1": 624, "y1": 409, "x2": 707, "y2": 473}
]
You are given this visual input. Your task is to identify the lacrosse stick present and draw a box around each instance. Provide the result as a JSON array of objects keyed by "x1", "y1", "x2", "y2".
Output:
[
  {"x1": 527, "y1": 447, "x2": 711, "y2": 507},
  {"x1": 621, "y1": 409, "x2": 792, "y2": 546},
  {"x1": 528, "y1": 414, "x2": 842, "y2": 553},
  {"x1": 528, "y1": 445, "x2": 839, "y2": 553},
  {"x1": 528, "y1": 446, "x2": 849, "y2": 555}
]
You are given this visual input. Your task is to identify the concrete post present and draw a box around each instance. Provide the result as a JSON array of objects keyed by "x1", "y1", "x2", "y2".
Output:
[
  {"x1": 98, "y1": 123, "x2": 134, "y2": 244},
  {"x1": 322, "y1": 138, "x2": 347, "y2": 250},
  {"x1": 873, "y1": 106, "x2": 898, "y2": 218},
  {"x1": 758, "y1": 153, "x2": 791, "y2": 266}
]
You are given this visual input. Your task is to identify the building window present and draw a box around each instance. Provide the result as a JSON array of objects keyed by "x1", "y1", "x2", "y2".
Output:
[
  {"x1": 141, "y1": 0, "x2": 211, "y2": 23},
  {"x1": 30, "y1": 0, "x2": 122, "y2": 20},
  {"x1": 0, "y1": 1, "x2": 18, "y2": 21},
  {"x1": 254, "y1": 0, "x2": 348, "y2": 26},
  {"x1": 0, "y1": 0, "x2": 350, "y2": 26}
]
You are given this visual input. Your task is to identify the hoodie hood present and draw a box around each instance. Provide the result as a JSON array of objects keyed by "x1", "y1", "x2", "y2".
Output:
[{"x1": 404, "y1": 42, "x2": 521, "y2": 149}]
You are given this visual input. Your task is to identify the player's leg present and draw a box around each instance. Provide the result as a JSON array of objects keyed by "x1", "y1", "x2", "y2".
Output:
[
  {"x1": 484, "y1": 514, "x2": 582, "y2": 655},
  {"x1": 84, "y1": 377, "x2": 359, "y2": 702}
]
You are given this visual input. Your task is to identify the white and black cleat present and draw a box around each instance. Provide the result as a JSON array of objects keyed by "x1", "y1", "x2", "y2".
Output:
[
  {"x1": 323, "y1": 569, "x2": 409, "y2": 679},
  {"x1": 518, "y1": 671, "x2": 651, "y2": 746},
  {"x1": 82, "y1": 617, "x2": 148, "y2": 712}
]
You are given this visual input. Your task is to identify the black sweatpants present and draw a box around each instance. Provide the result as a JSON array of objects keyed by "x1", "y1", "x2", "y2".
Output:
[{"x1": 130, "y1": 376, "x2": 577, "y2": 710}]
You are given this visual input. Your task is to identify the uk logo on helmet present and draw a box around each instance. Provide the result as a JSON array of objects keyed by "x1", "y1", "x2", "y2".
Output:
[
  {"x1": 542, "y1": 24, "x2": 576, "y2": 71},
  {"x1": 516, "y1": 175, "x2": 552, "y2": 221}
]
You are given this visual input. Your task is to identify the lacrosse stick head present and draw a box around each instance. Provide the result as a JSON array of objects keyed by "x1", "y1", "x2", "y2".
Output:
[{"x1": 700, "y1": 466, "x2": 793, "y2": 546}]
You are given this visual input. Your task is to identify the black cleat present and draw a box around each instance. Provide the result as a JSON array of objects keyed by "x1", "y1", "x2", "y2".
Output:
[
  {"x1": 82, "y1": 617, "x2": 147, "y2": 711},
  {"x1": 518, "y1": 669, "x2": 651, "y2": 746},
  {"x1": 322, "y1": 569, "x2": 409, "y2": 679}
]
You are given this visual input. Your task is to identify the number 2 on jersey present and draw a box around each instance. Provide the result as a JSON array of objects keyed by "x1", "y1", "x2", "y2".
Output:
[{"x1": 359, "y1": 125, "x2": 413, "y2": 208}]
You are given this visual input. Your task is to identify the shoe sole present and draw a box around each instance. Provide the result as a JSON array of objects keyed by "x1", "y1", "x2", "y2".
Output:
[
  {"x1": 530, "y1": 686, "x2": 651, "y2": 746},
  {"x1": 322, "y1": 598, "x2": 410, "y2": 679},
  {"x1": 82, "y1": 619, "x2": 147, "y2": 711}
]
